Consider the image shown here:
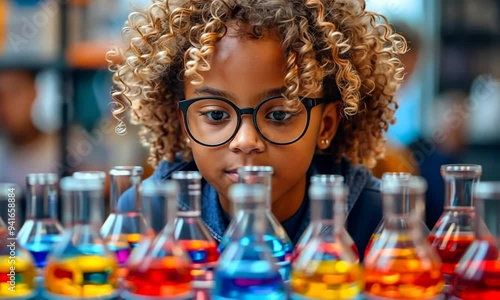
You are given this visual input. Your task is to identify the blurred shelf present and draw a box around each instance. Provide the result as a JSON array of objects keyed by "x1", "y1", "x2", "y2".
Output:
[
  {"x1": 0, "y1": 56, "x2": 63, "y2": 70},
  {"x1": 66, "y1": 41, "x2": 122, "y2": 69}
]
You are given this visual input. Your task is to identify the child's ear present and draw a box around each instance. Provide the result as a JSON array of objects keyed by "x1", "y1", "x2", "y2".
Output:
[
  {"x1": 316, "y1": 102, "x2": 341, "y2": 150},
  {"x1": 176, "y1": 106, "x2": 191, "y2": 148}
]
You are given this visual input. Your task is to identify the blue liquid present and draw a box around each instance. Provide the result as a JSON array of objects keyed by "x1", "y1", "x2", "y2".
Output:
[
  {"x1": 24, "y1": 234, "x2": 60, "y2": 268},
  {"x1": 213, "y1": 260, "x2": 286, "y2": 300},
  {"x1": 219, "y1": 234, "x2": 292, "y2": 280}
]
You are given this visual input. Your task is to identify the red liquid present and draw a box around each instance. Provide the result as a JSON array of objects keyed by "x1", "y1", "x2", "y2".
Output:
[
  {"x1": 428, "y1": 234, "x2": 475, "y2": 276},
  {"x1": 365, "y1": 234, "x2": 379, "y2": 258},
  {"x1": 453, "y1": 240, "x2": 500, "y2": 299},
  {"x1": 125, "y1": 257, "x2": 193, "y2": 297}
]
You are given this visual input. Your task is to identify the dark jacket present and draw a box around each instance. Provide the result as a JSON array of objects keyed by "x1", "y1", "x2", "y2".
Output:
[{"x1": 118, "y1": 154, "x2": 383, "y2": 261}]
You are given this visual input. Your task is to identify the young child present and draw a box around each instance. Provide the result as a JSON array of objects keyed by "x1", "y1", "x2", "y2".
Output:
[{"x1": 110, "y1": 0, "x2": 412, "y2": 260}]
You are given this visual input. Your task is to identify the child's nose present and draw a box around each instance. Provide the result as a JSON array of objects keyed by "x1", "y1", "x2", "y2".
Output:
[{"x1": 228, "y1": 117, "x2": 265, "y2": 154}]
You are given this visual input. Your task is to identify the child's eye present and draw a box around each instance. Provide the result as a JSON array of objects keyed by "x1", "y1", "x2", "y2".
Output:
[
  {"x1": 266, "y1": 110, "x2": 294, "y2": 121},
  {"x1": 203, "y1": 110, "x2": 230, "y2": 121}
]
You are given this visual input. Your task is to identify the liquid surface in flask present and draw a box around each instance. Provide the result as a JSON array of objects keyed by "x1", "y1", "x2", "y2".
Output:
[
  {"x1": 44, "y1": 176, "x2": 118, "y2": 299},
  {"x1": 452, "y1": 182, "x2": 500, "y2": 299},
  {"x1": 429, "y1": 164, "x2": 481, "y2": 283},
  {"x1": 219, "y1": 166, "x2": 293, "y2": 282},
  {"x1": 123, "y1": 179, "x2": 194, "y2": 299},
  {"x1": 18, "y1": 173, "x2": 64, "y2": 269},
  {"x1": 213, "y1": 183, "x2": 286, "y2": 300},
  {"x1": 0, "y1": 185, "x2": 37, "y2": 299},
  {"x1": 172, "y1": 171, "x2": 220, "y2": 283},
  {"x1": 364, "y1": 176, "x2": 444, "y2": 299},
  {"x1": 291, "y1": 179, "x2": 362, "y2": 300}
]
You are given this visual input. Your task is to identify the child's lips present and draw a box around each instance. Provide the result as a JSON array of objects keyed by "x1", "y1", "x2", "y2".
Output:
[{"x1": 224, "y1": 170, "x2": 239, "y2": 183}]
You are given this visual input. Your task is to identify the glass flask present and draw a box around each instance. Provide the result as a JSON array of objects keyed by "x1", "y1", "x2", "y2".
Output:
[
  {"x1": 172, "y1": 171, "x2": 219, "y2": 283},
  {"x1": 291, "y1": 181, "x2": 363, "y2": 299},
  {"x1": 364, "y1": 176, "x2": 444, "y2": 299},
  {"x1": 219, "y1": 166, "x2": 293, "y2": 281},
  {"x1": 365, "y1": 172, "x2": 429, "y2": 258},
  {"x1": 428, "y1": 164, "x2": 482, "y2": 282},
  {"x1": 452, "y1": 181, "x2": 500, "y2": 299},
  {"x1": 212, "y1": 183, "x2": 286, "y2": 300},
  {"x1": 44, "y1": 177, "x2": 118, "y2": 299},
  {"x1": 0, "y1": 183, "x2": 37, "y2": 299},
  {"x1": 122, "y1": 180, "x2": 193, "y2": 300},
  {"x1": 73, "y1": 171, "x2": 106, "y2": 226},
  {"x1": 100, "y1": 166, "x2": 149, "y2": 274},
  {"x1": 18, "y1": 173, "x2": 63, "y2": 269},
  {"x1": 293, "y1": 174, "x2": 358, "y2": 263}
]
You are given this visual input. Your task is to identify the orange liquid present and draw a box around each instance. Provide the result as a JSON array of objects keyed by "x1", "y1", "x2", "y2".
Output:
[
  {"x1": 428, "y1": 234, "x2": 475, "y2": 276},
  {"x1": 125, "y1": 256, "x2": 193, "y2": 297},
  {"x1": 364, "y1": 248, "x2": 444, "y2": 299}
]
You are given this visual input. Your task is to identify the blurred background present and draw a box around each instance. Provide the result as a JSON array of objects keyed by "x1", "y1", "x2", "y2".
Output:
[{"x1": 0, "y1": 0, "x2": 499, "y2": 219}]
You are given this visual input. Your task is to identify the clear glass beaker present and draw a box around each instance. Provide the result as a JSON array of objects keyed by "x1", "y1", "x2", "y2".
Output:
[
  {"x1": 123, "y1": 180, "x2": 193, "y2": 300},
  {"x1": 212, "y1": 183, "x2": 286, "y2": 300},
  {"x1": 291, "y1": 182, "x2": 363, "y2": 299},
  {"x1": 452, "y1": 181, "x2": 500, "y2": 299},
  {"x1": 365, "y1": 172, "x2": 429, "y2": 258},
  {"x1": 172, "y1": 171, "x2": 219, "y2": 283},
  {"x1": 428, "y1": 164, "x2": 482, "y2": 281},
  {"x1": 293, "y1": 174, "x2": 358, "y2": 262},
  {"x1": 364, "y1": 176, "x2": 444, "y2": 299},
  {"x1": 73, "y1": 171, "x2": 106, "y2": 226},
  {"x1": 0, "y1": 183, "x2": 36, "y2": 299},
  {"x1": 219, "y1": 166, "x2": 293, "y2": 281},
  {"x1": 18, "y1": 173, "x2": 63, "y2": 269},
  {"x1": 101, "y1": 166, "x2": 149, "y2": 273},
  {"x1": 44, "y1": 177, "x2": 118, "y2": 299}
]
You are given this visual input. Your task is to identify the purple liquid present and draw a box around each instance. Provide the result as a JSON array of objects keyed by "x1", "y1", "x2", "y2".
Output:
[
  {"x1": 213, "y1": 260, "x2": 286, "y2": 299},
  {"x1": 108, "y1": 245, "x2": 132, "y2": 266}
]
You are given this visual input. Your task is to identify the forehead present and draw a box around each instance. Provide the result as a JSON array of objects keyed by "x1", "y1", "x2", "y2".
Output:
[{"x1": 184, "y1": 25, "x2": 287, "y2": 100}]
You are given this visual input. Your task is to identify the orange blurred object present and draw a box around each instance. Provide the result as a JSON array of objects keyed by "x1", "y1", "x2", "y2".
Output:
[
  {"x1": 66, "y1": 41, "x2": 122, "y2": 69},
  {"x1": 0, "y1": 0, "x2": 9, "y2": 55}
]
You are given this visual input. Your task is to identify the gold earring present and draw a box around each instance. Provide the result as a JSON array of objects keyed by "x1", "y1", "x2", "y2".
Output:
[{"x1": 321, "y1": 139, "x2": 329, "y2": 145}]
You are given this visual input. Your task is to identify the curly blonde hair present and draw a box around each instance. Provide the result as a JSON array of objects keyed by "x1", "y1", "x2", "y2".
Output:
[{"x1": 109, "y1": 0, "x2": 407, "y2": 168}]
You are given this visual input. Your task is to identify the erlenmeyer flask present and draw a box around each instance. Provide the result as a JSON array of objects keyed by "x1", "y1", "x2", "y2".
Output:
[
  {"x1": 291, "y1": 181, "x2": 363, "y2": 299},
  {"x1": 101, "y1": 166, "x2": 149, "y2": 273},
  {"x1": 44, "y1": 177, "x2": 118, "y2": 299},
  {"x1": 123, "y1": 180, "x2": 193, "y2": 299},
  {"x1": 428, "y1": 164, "x2": 481, "y2": 282},
  {"x1": 0, "y1": 183, "x2": 36, "y2": 299},
  {"x1": 364, "y1": 176, "x2": 444, "y2": 299},
  {"x1": 365, "y1": 172, "x2": 429, "y2": 258},
  {"x1": 212, "y1": 183, "x2": 286, "y2": 300},
  {"x1": 172, "y1": 171, "x2": 219, "y2": 283},
  {"x1": 293, "y1": 174, "x2": 358, "y2": 262},
  {"x1": 219, "y1": 166, "x2": 293, "y2": 281},
  {"x1": 18, "y1": 173, "x2": 63, "y2": 269},
  {"x1": 452, "y1": 181, "x2": 500, "y2": 299}
]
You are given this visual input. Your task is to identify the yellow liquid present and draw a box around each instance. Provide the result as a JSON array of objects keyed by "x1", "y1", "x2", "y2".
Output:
[
  {"x1": 291, "y1": 260, "x2": 363, "y2": 299},
  {"x1": 0, "y1": 255, "x2": 36, "y2": 297},
  {"x1": 45, "y1": 255, "x2": 118, "y2": 297}
]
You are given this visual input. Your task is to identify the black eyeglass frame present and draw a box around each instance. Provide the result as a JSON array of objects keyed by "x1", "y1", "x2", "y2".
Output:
[{"x1": 178, "y1": 95, "x2": 325, "y2": 147}]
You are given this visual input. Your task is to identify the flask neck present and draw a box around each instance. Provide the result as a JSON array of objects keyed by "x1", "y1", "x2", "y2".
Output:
[
  {"x1": 238, "y1": 170, "x2": 272, "y2": 209},
  {"x1": 26, "y1": 183, "x2": 58, "y2": 220},
  {"x1": 443, "y1": 175, "x2": 479, "y2": 208},
  {"x1": 110, "y1": 174, "x2": 141, "y2": 213},
  {"x1": 176, "y1": 178, "x2": 202, "y2": 217},
  {"x1": 63, "y1": 188, "x2": 103, "y2": 228}
]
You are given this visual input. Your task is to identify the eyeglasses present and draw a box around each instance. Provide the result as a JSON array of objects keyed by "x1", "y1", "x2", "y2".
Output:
[{"x1": 178, "y1": 95, "x2": 324, "y2": 147}]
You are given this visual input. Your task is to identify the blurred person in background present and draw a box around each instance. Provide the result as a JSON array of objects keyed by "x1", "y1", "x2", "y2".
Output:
[
  {"x1": 0, "y1": 68, "x2": 60, "y2": 190},
  {"x1": 371, "y1": 22, "x2": 421, "y2": 178},
  {"x1": 409, "y1": 91, "x2": 470, "y2": 229}
]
